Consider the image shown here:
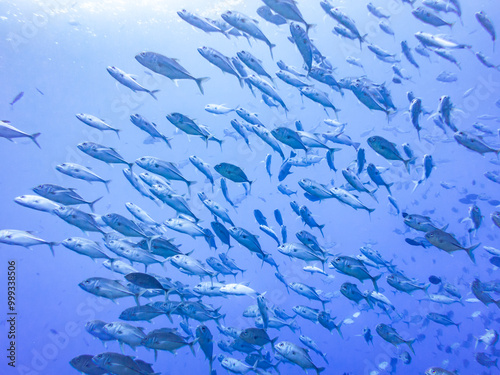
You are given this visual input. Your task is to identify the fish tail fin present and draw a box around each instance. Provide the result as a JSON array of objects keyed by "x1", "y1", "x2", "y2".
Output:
[
  {"x1": 423, "y1": 283, "x2": 431, "y2": 296},
  {"x1": 188, "y1": 338, "x2": 198, "y2": 356},
  {"x1": 88, "y1": 196, "x2": 103, "y2": 212},
  {"x1": 186, "y1": 180, "x2": 196, "y2": 195},
  {"x1": 30, "y1": 132, "x2": 41, "y2": 148},
  {"x1": 334, "y1": 108, "x2": 341, "y2": 121},
  {"x1": 465, "y1": 243, "x2": 480, "y2": 263},
  {"x1": 406, "y1": 338, "x2": 416, "y2": 355},
  {"x1": 163, "y1": 136, "x2": 172, "y2": 149},
  {"x1": 321, "y1": 353, "x2": 329, "y2": 364},
  {"x1": 456, "y1": 322, "x2": 461, "y2": 332},
  {"x1": 404, "y1": 157, "x2": 417, "y2": 173},
  {"x1": 48, "y1": 242, "x2": 58, "y2": 256},
  {"x1": 195, "y1": 77, "x2": 210, "y2": 95},
  {"x1": 386, "y1": 183, "x2": 394, "y2": 196},
  {"x1": 270, "y1": 337, "x2": 278, "y2": 352},
  {"x1": 104, "y1": 180, "x2": 111, "y2": 193},
  {"x1": 248, "y1": 179, "x2": 255, "y2": 194},
  {"x1": 237, "y1": 76, "x2": 244, "y2": 88},
  {"x1": 269, "y1": 43, "x2": 276, "y2": 60},
  {"x1": 216, "y1": 313, "x2": 226, "y2": 327},
  {"x1": 411, "y1": 179, "x2": 422, "y2": 193},
  {"x1": 318, "y1": 224, "x2": 325, "y2": 238},
  {"x1": 306, "y1": 23, "x2": 316, "y2": 33},
  {"x1": 114, "y1": 129, "x2": 121, "y2": 139},
  {"x1": 316, "y1": 367, "x2": 326, "y2": 375},
  {"x1": 372, "y1": 274, "x2": 382, "y2": 292},
  {"x1": 148, "y1": 89, "x2": 160, "y2": 100},
  {"x1": 282, "y1": 102, "x2": 289, "y2": 113},
  {"x1": 336, "y1": 322, "x2": 344, "y2": 339}
]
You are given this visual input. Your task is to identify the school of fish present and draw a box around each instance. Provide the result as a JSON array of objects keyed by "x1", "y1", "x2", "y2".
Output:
[{"x1": 2, "y1": 0, "x2": 500, "y2": 374}]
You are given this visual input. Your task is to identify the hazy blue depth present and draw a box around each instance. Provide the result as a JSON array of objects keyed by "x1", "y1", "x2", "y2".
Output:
[{"x1": 1, "y1": 0, "x2": 499, "y2": 374}]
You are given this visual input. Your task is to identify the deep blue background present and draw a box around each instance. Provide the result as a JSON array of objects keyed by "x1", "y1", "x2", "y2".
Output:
[{"x1": 0, "y1": 0, "x2": 499, "y2": 374}]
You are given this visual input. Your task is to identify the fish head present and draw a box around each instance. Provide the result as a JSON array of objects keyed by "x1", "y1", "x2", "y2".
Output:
[
  {"x1": 53, "y1": 206, "x2": 71, "y2": 218},
  {"x1": 189, "y1": 155, "x2": 200, "y2": 163},
  {"x1": 129, "y1": 113, "x2": 142, "y2": 123},
  {"x1": 69, "y1": 355, "x2": 88, "y2": 369},
  {"x1": 425, "y1": 368, "x2": 441, "y2": 375},
  {"x1": 14, "y1": 195, "x2": 34, "y2": 205},
  {"x1": 375, "y1": 323, "x2": 386, "y2": 335},
  {"x1": 106, "y1": 66, "x2": 120, "y2": 77},
  {"x1": 135, "y1": 51, "x2": 153, "y2": 65},
  {"x1": 77, "y1": 142, "x2": 93, "y2": 152},
  {"x1": 84, "y1": 320, "x2": 99, "y2": 332},
  {"x1": 299, "y1": 87, "x2": 311, "y2": 95},
  {"x1": 32, "y1": 184, "x2": 51, "y2": 195},
  {"x1": 177, "y1": 9, "x2": 188, "y2": 18},
  {"x1": 220, "y1": 12, "x2": 232, "y2": 22},
  {"x1": 78, "y1": 278, "x2": 95, "y2": 291},
  {"x1": 197, "y1": 46, "x2": 210, "y2": 57},
  {"x1": 386, "y1": 274, "x2": 396, "y2": 282},
  {"x1": 61, "y1": 237, "x2": 78, "y2": 248},
  {"x1": 274, "y1": 341, "x2": 289, "y2": 356},
  {"x1": 424, "y1": 230, "x2": 438, "y2": 242},
  {"x1": 55, "y1": 163, "x2": 69, "y2": 173},
  {"x1": 453, "y1": 131, "x2": 467, "y2": 143},
  {"x1": 439, "y1": 95, "x2": 451, "y2": 108},
  {"x1": 135, "y1": 157, "x2": 151, "y2": 168},
  {"x1": 236, "y1": 51, "x2": 247, "y2": 60},
  {"x1": 277, "y1": 244, "x2": 291, "y2": 255},
  {"x1": 196, "y1": 325, "x2": 210, "y2": 339},
  {"x1": 340, "y1": 283, "x2": 351, "y2": 293},
  {"x1": 170, "y1": 254, "x2": 183, "y2": 266},
  {"x1": 166, "y1": 112, "x2": 182, "y2": 124},
  {"x1": 75, "y1": 113, "x2": 89, "y2": 122}
]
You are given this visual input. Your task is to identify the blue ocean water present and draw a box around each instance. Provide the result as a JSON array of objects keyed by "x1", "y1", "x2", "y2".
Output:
[{"x1": 1, "y1": 0, "x2": 499, "y2": 374}]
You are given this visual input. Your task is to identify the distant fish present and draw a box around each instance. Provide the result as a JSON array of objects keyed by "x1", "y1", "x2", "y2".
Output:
[
  {"x1": 10, "y1": 91, "x2": 24, "y2": 107},
  {"x1": 107, "y1": 66, "x2": 160, "y2": 99},
  {"x1": 475, "y1": 11, "x2": 496, "y2": 48}
]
